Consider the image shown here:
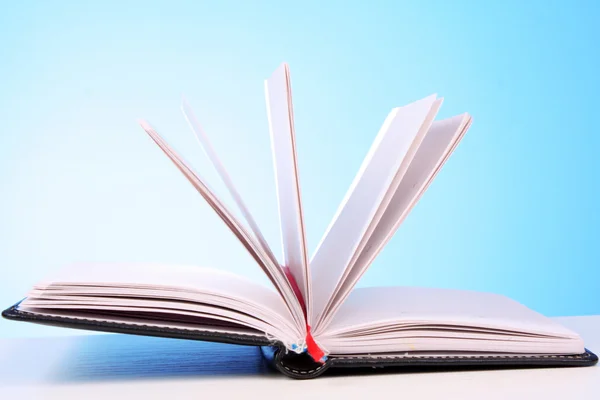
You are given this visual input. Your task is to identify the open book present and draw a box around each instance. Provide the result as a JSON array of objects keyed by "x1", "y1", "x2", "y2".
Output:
[{"x1": 3, "y1": 63, "x2": 596, "y2": 379}]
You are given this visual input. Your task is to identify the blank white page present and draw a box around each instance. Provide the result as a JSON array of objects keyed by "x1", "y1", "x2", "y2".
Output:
[
  {"x1": 315, "y1": 115, "x2": 472, "y2": 334},
  {"x1": 326, "y1": 286, "x2": 581, "y2": 340},
  {"x1": 264, "y1": 63, "x2": 310, "y2": 315},
  {"x1": 309, "y1": 95, "x2": 439, "y2": 327}
]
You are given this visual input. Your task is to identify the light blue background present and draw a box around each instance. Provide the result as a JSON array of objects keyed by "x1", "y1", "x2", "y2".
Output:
[{"x1": 0, "y1": 0, "x2": 598, "y2": 338}]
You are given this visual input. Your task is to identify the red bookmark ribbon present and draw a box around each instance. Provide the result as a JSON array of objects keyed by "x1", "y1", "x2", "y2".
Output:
[{"x1": 305, "y1": 325, "x2": 326, "y2": 363}]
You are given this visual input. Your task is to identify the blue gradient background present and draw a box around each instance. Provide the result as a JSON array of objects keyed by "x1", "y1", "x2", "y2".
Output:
[{"x1": 0, "y1": 0, "x2": 598, "y2": 338}]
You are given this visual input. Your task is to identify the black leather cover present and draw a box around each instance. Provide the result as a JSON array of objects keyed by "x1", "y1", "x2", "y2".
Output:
[{"x1": 3, "y1": 301, "x2": 597, "y2": 379}]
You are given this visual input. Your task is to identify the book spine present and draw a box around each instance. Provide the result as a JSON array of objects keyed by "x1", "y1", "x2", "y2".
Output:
[{"x1": 260, "y1": 345, "x2": 332, "y2": 379}]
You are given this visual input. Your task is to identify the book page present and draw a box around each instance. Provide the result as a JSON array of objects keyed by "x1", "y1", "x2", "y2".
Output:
[
  {"x1": 315, "y1": 114, "x2": 472, "y2": 333},
  {"x1": 27, "y1": 263, "x2": 292, "y2": 321},
  {"x1": 139, "y1": 122, "x2": 305, "y2": 331},
  {"x1": 20, "y1": 262, "x2": 303, "y2": 348},
  {"x1": 319, "y1": 286, "x2": 584, "y2": 355},
  {"x1": 309, "y1": 95, "x2": 440, "y2": 327},
  {"x1": 323, "y1": 337, "x2": 583, "y2": 355},
  {"x1": 314, "y1": 98, "x2": 442, "y2": 327},
  {"x1": 19, "y1": 308, "x2": 267, "y2": 338},
  {"x1": 264, "y1": 63, "x2": 310, "y2": 316}
]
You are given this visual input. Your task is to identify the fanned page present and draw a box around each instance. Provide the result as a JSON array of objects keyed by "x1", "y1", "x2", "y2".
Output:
[
  {"x1": 315, "y1": 114, "x2": 473, "y2": 333},
  {"x1": 264, "y1": 63, "x2": 311, "y2": 316},
  {"x1": 181, "y1": 99, "x2": 279, "y2": 277},
  {"x1": 309, "y1": 95, "x2": 442, "y2": 328},
  {"x1": 138, "y1": 122, "x2": 305, "y2": 333}
]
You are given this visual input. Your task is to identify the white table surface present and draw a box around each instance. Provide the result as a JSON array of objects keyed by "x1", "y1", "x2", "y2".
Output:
[{"x1": 1, "y1": 316, "x2": 598, "y2": 399}]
